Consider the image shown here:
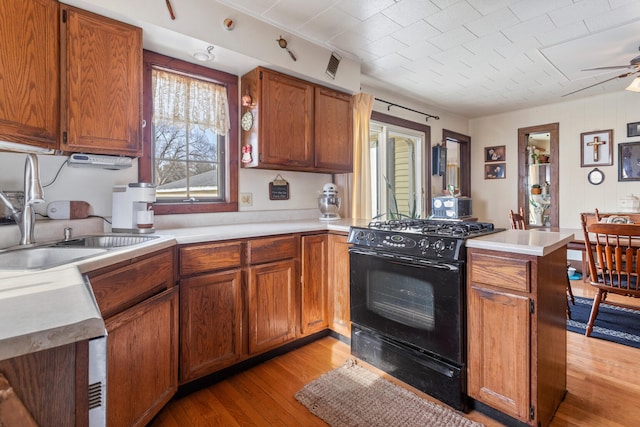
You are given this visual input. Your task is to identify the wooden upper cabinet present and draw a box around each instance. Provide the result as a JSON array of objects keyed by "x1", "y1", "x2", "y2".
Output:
[
  {"x1": 314, "y1": 87, "x2": 353, "y2": 172},
  {"x1": 241, "y1": 67, "x2": 353, "y2": 173},
  {"x1": 260, "y1": 69, "x2": 314, "y2": 168},
  {"x1": 0, "y1": 0, "x2": 59, "y2": 150},
  {"x1": 60, "y1": 5, "x2": 142, "y2": 156}
]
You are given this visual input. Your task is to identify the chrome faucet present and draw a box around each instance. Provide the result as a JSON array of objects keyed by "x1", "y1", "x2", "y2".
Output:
[{"x1": 0, "y1": 154, "x2": 45, "y2": 245}]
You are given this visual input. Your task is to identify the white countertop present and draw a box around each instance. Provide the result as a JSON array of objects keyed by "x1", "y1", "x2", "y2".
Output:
[
  {"x1": 466, "y1": 229, "x2": 575, "y2": 256},
  {"x1": 0, "y1": 218, "x2": 365, "y2": 361},
  {"x1": 3, "y1": 218, "x2": 575, "y2": 361},
  {"x1": 0, "y1": 266, "x2": 105, "y2": 361}
]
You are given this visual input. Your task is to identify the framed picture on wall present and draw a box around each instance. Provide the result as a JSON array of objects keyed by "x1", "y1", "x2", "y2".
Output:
[
  {"x1": 627, "y1": 122, "x2": 640, "y2": 138},
  {"x1": 619, "y1": 142, "x2": 640, "y2": 181},
  {"x1": 484, "y1": 145, "x2": 505, "y2": 162},
  {"x1": 580, "y1": 129, "x2": 613, "y2": 167},
  {"x1": 484, "y1": 163, "x2": 505, "y2": 179}
]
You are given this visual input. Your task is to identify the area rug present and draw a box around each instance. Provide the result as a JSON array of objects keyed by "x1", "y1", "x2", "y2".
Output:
[
  {"x1": 567, "y1": 296, "x2": 640, "y2": 348},
  {"x1": 295, "y1": 360, "x2": 483, "y2": 427}
]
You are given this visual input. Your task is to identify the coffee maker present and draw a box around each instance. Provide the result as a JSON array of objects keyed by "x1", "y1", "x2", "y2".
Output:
[{"x1": 112, "y1": 183, "x2": 156, "y2": 233}]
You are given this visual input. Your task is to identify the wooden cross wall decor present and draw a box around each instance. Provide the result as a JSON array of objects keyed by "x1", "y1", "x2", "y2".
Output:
[{"x1": 580, "y1": 129, "x2": 613, "y2": 167}]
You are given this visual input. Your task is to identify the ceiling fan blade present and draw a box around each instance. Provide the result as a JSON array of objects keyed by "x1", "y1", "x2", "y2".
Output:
[
  {"x1": 562, "y1": 72, "x2": 634, "y2": 97},
  {"x1": 582, "y1": 65, "x2": 633, "y2": 71}
]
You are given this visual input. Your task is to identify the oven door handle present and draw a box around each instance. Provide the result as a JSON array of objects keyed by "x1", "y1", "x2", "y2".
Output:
[{"x1": 349, "y1": 248, "x2": 460, "y2": 272}]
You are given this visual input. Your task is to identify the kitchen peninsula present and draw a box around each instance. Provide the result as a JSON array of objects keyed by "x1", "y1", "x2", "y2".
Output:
[{"x1": 466, "y1": 229, "x2": 574, "y2": 427}]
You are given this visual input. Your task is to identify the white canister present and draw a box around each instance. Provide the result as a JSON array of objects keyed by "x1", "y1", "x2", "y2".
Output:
[{"x1": 619, "y1": 194, "x2": 640, "y2": 213}]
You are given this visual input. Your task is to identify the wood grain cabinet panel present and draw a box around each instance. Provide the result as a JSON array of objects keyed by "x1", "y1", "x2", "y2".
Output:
[
  {"x1": 60, "y1": 5, "x2": 142, "y2": 156},
  {"x1": 248, "y1": 259, "x2": 297, "y2": 354},
  {"x1": 105, "y1": 287, "x2": 179, "y2": 427},
  {"x1": 179, "y1": 241, "x2": 242, "y2": 277},
  {"x1": 467, "y1": 285, "x2": 530, "y2": 420},
  {"x1": 0, "y1": 0, "x2": 59, "y2": 150},
  {"x1": 328, "y1": 233, "x2": 351, "y2": 338},
  {"x1": 314, "y1": 87, "x2": 353, "y2": 172},
  {"x1": 300, "y1": 234, "x2": 328, "y2": 335},
  {"x1": 179, "y1": 270, "x2": 243, "y2": 383},
  {"x1": 0, "y1": 343, "x2": 84, "y2": 427},
  {"x1": 88, "y1": 248, "x2": 175, "y2": 318},
  {"x1": 247, "y1": 234, "x2": 297, "y2": 265}
]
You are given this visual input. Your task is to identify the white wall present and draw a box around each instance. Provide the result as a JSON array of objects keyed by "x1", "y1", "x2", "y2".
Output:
[{"x1": 469, "y1": 91, "x2": 640, "y2": 229}]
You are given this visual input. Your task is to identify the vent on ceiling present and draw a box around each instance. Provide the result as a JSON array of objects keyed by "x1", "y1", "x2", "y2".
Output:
[{"x1": 326, "y1": 52, "x2": 341, "y2": 79}]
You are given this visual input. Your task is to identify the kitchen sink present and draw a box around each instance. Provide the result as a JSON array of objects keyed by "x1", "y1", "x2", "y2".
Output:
[
  {"x1": 0, "y1": 247, "x2": 108, "y2": 270},
  {"x1": 48, "y1": 234, "x2": 160, "y2": 249}
]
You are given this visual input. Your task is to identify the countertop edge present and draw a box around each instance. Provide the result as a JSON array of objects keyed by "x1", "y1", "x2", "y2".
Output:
[{"x1": 466, "y1": 229, "x2": 575, "y2": 256}]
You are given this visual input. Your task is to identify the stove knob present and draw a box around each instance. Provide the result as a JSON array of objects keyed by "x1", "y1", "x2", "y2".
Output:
[
  {"x1": 434, "y1": 239, "x2": 446, "y2": 252},
  {"x1": 356, "y1": 230, "x2": 367, "y2": 241}
]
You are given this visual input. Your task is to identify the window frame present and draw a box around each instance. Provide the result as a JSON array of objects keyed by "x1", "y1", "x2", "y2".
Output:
[
  {"x1": 141, "y1": 50, "x2": 238, "y2": 214},
  {"x1": 370, "y1": 111, "x2": 431, "y2": 219}
]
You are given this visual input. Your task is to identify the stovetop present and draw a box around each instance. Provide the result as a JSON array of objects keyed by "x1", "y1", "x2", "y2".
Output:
[
  {"x1": 348, "y1": 219, "x2": 502, "y2": 261},
  {"x1": 367, "y1": 219, "x2": 496, "y2": 238}
]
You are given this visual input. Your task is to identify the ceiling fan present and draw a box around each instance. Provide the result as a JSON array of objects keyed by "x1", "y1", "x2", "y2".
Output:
[{"x1": 562, "y1": 47, "x2": 640, "y2": 97}]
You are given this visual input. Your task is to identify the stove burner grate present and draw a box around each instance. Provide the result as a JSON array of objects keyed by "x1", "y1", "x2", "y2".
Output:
[{"x1": 367, "y1": 219, "x2": 495, "y2": 238}]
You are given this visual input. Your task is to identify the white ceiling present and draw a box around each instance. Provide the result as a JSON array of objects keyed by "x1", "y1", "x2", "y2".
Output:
[{"x1": 215, "y1": 0, "x2": 640, "y2": 118}]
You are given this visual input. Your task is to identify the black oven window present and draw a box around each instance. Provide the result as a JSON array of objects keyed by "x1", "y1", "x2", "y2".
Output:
[{"x1": 366, "y1": 270, "x2": 435, "y2": 330}]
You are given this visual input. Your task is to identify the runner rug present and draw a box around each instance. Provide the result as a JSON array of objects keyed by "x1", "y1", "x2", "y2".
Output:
[
  {"x1": 567, "y1": 296, "x2": 640, "y2": 348},
  {"x1": 295, "y1": 359, "x2": 483, "y2": 427}
]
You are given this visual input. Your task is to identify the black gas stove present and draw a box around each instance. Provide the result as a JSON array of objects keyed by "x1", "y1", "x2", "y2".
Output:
[{"x1": 348, "y1": 219, "x2": 501, "y2": 261}]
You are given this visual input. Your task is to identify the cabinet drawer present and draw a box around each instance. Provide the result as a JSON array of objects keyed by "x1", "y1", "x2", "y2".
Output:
[
  {"x1": 180, "y1": 241, "x2": 242, "y2": 276},
  {"x1": 469, "y1": 252, "x2": 530, "y2": 292},
  {"x1": 88, "y1": 248, "x2": 175, "y2": 318},
  {"x1": 247, "y1": 235, "x2": 297, "y2": 264}
]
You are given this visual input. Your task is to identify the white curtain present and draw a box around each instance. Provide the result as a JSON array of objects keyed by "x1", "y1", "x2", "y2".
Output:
[{"x1": 152, "y1": 69, "x2": 230, "y2": 134}]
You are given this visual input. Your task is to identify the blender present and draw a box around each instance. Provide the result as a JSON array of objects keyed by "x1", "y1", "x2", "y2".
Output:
[{"x1": 318, "y1": 183, "x2": 341, "y2": 221}]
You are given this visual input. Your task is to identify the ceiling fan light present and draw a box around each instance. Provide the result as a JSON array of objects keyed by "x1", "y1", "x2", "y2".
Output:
[{"x1": 625, "y1": 77, "x2": 640, "y2": 92}]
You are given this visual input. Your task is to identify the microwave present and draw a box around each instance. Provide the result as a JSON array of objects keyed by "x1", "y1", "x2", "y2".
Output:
[{"x1": 431, "y1": 196, "x2": 472, "y2": 219}]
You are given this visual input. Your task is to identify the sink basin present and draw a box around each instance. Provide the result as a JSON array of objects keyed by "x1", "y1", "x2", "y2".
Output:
[
  {"x1": 49, "y1": 235, "x2": 160, "y2": 249},
  {"x1": 0, "y1": 247, "x2": 108, "y2": 270}
]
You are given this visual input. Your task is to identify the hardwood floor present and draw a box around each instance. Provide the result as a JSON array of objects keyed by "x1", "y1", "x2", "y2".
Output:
[{"x1": 150, "y1": 279, "x2": 640, "y2": 427}]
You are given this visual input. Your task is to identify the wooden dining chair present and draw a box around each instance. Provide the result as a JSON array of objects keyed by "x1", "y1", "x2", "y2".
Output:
[
  {"x1": 509, "y1": 208, "x2": 575, "y2": 319},
  {"x1": 508, "y1": 207, "x2": 526, "y2": 229},
  {"x1": 582, "y1": 221, "x2": 640, "y2": 336}
]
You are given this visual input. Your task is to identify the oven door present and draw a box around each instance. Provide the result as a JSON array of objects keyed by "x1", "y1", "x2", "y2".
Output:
[{"x1": 349, "y1": 248, "x2": 464, "y2": 364}]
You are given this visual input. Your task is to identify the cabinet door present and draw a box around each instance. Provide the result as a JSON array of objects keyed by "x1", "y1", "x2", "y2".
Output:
[
  {"x1": 180, "y1": 270, "x2": 243, "y2": 383},
  {"x1": 105, "y1": 287, "x2": 179, "y2": 427},
  {"x1": 314, "y1": 87, "x2": 353, "y2": 172},
  {"x1": 60, "y1": 6, "x2": 142, "y2": 156},
  {"x1": 260, "y1": 70, "x2": 313, "y2": 167},
  {"x1": 248, "y1": 260, "x2": 296, "y2": 354},
  {"x1": 0, "y1": 0, "x2": 58, "y2": 150},
  {"x1": 328, "y1": 233, "x2": 351, "y2": 338},
  {"x1": 467, "y1": 285, "x2": 531, "y2": 423},
  {"x1": 300, "y1": 235, "x2": 328, "y2": 335}
]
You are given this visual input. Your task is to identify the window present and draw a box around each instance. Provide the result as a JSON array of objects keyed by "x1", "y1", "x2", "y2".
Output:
[
  {"x1": 141, "y1": 51, "x2": 238, "y2": 214},
  {"x1": 369, "y1": 112, "x2": 430, "y2": 219}
]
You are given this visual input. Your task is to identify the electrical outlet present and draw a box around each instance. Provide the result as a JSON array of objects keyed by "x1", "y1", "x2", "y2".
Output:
[{"x1": 240, "y1": 192, "x2": 253, "y2": 207}]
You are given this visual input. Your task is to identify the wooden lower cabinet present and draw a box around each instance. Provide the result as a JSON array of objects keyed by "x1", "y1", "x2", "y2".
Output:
[
  {"x1": 105, "y1": 288, "x2": 178, "y2": 427},
  {"x1": 179, "y1": 270, "x2": 242, "y2": 383},
  {"x1": 467, "y1": 247, "x2": 567, "y2": 427},
  {"x1": 328, "y1": 232, "x2": 351, "y2": 338},
  {"x1": 300, "y1": 234, "x2": 328, "y2": 335},
  {"x1": 87, "y1": 247, "x2": 178, "y2": 427},
  {"x1": 248, "y1": 259, "x2": 297, "y2": 354},
  {"x1": 0, "y1": 342, "x2": 86, "y2": 427}
]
